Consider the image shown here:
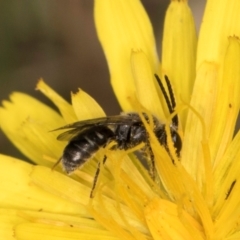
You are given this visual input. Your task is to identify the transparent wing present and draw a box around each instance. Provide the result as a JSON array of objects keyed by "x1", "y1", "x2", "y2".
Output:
[
  {"x1": 56, "y1": 127, "x2": 93, "y2": 141},
  {"x1": 53, "y1": 114, "x2": 142, "y2": 141}
]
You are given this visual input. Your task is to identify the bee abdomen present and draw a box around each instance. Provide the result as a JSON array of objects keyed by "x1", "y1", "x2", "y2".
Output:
[{"x1": 61, "y1": 126, "x2": 114, "y2": 174}]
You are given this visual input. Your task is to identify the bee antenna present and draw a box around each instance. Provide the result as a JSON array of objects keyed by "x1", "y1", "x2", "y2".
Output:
[
  {"x1": 154, "y1": 74, "x2": 173, "y2": 113},
  {"x1": 154, "y1": 74, "x2": 178, "y2": 128},
  {"x1": 164, "y1": 75, "x2": 176, "y2": 110},
  {"x1": 164, "y1": 75, "x2": 178, "y2": 127}
]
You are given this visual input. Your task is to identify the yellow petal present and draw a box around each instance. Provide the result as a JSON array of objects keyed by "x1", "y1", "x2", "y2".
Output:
[
  {"x1": 0, "y1": 93, "x2": 65, "y2": 166},
  {"x1": 182, "y1": 38, "x2": 240, "y2": 198},
  {"x1": 71, "y1": 89, "x2": 106, "y2": 120},
  {"x1": 0, "y1": 209, "x2": 23, "y2": 240},
  {"x1": 209, "y1": 37, "x2": 240, "y2": 165},
  {"x1": 162, "y1": 0, "x2": 197, "y2": 127},
  {"x1": 32, "y1": 152, "x2": 148, "y2": 234},
  {"x1": 131, "y1": 49, "x2": 165, "y2": 119},
  {"x1": 31, "y1": 165, "x2": 91, "y2": 207},
  {"x1": 212, "y1": 132, "x2": 240, "y2": 239},
  {"x1": 94, "y1": 0, "x2": 158, "y2": 111},
  {"x1": 0, "y1": 155, "x2": 89, "y2": 215},
  {"x1": 181, "y1": 62, "x2": 217, "y2": 185},
  {"x1": 36, "y1": 79, "x2": 77, "y2": 123},
  {"x1": 15, "y1": 222, "x2": 120, "y2": 240},
  {"x1": 214, "y1": 132, "x2": 240, "y2": 208},
  {"x1": 197, "y1": 0, "x2": 240, "y2": 67},
  {"x1": 144, "y1": 198, "x2": 204, "y2": 240},
  {"x1": 150, "y1": 133, "x2": 213, "y2": 238},
  {"x1": 0, "y1": 209, "x2": 120, "y2": 240},
  {"x1": 214, "y1": 178, "x2": 240, "y2": 238}
]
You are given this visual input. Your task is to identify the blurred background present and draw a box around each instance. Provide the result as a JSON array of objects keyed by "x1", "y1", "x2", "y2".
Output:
[{"x1": 0, "y1": 0, "x2": 204, "y2": 160}]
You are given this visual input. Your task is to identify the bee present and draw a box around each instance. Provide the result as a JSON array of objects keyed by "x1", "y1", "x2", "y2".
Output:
[{"x1": 53, "y1": 74, "x2": 181, "y2": 197}]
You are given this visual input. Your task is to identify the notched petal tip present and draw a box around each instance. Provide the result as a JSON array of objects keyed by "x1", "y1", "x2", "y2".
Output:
[
  {"x1": 71, "y1": 88, "x2": 106, "y2": 120},
  {"x1": 36, "y1": 79, "x2": 76, "y2": 123},
  {"x1": 0, "y1": 93, "x2": 65, "y2": 166},
  {"x1": 0, "y1": 209, "x2": 24, "y2": 239}
]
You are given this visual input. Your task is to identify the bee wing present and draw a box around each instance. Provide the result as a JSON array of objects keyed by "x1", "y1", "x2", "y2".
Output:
[
  {"x1": 56, "y1": 127, "x2": 93, "y2": 141},
  {"x1": 53, "y1": 114, "x2": 142, "y2": 142}
]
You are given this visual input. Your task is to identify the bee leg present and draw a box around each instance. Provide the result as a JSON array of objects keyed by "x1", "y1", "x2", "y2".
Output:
[
  {"x1": 90, "y1": 155, "x2": 107, "y2": 198},
  {"x1": 52, "y1": 157, "x2": 62, "y2": 171},
  {"x1": 148, "y1": 146, "x2": 156, "y2": 180},
  {"x1": 140, "y1": 143, "x2": 156, "y2": 180}
]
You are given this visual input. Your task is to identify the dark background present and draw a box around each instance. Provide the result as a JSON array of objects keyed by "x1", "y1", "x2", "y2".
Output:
[{"x1": 0, "y1": 0, "x2": 204, "y2": 160}]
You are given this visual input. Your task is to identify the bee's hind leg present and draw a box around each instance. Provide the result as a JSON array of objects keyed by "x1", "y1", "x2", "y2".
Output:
[
  {"x1": 140, "y1": 143, "x2": 156, "y2": 181},
  {"x1": 148, "y1": 146, "x2": 156, "y2": 181},
  {"x1": 90, "y1": 155, "x2": 107, "y2": 198}
]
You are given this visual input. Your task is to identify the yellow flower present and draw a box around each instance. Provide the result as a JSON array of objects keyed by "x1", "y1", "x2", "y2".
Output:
[{"x1": 1, "y1": 0, "x2": 240, "y2": 239}]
